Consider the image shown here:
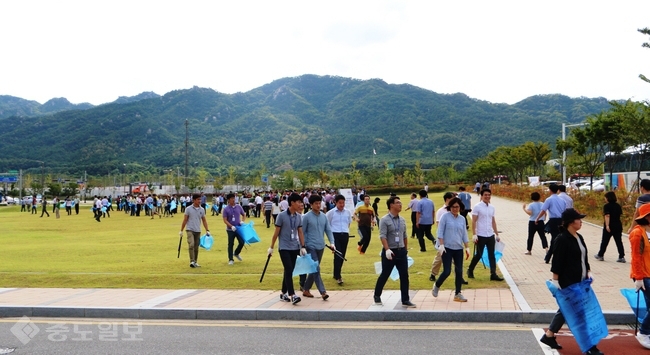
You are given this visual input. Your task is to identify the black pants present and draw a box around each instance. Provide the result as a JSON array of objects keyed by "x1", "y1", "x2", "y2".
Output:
[
  {"x1": 410, "y1": 212, "x2": 418, "y2": 237},
  {"x1": 544, "y1": 218, "x2": 562, "y2": 263},
  {"x1": 549, "y1": 309, "x2": 565, "y2": 333},
  {"x1": 468, "y1": 235, "x2": 497, "y2": 275},
  {"x1": 597, "y1": 227, "x2": 625, "y2": 259},
  {"x1": 436, "y1": 248, "x2": 464, "y2": 294},
  {"x1": 265, "y1": 210, "x2": 272, "y2": 228},
  {"x1": 75, "y1": 204, "x2": 79, "y2": 214},
  {"x1": 279, "y1": 249, "x2": 299, "y2": 296},
  {"x1": 243, "y1": 205, "x2": 250, "y2": 218},
  {"x1": 416, "y1": 224, "x2": 435, "y2": 251},
  {"x1": 333, "y1": 232, "x2": 349, "y2": 280},
  {"x1": 40, "y1": 206, "x2": 49, "y2": 217},
  {"x1": 374, "y1": 248, "x2": 410, "y2": 302},
  {"x1": 357, "y1": 225, "x2": 371, "y2": 253},
  {"x1": 527, "y1": 220, "x2": 548, "y2": 251},
  {"x1": 460, "y1": 209, "x2": 471, "y2": 229},
  {"x1": 227, "y1": 230, "x2": 244, "y2": 261},
  {"x1": 256, "y1": 204, "x2": 262, "y2": 218}
]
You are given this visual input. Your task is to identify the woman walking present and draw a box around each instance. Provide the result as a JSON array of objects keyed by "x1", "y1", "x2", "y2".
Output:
[
  {"x1": 539, "y1": 208, "x2": 604, "y2": 355},
  {"x1": 594, "y1": 191, "x2": 625, "y2": 262},
  {"x1": 629, "y1": 203, "x2": 650, "y2": 349},
  {"x1": 431, "y1": 197, "x2": 470, "y2": 302}
]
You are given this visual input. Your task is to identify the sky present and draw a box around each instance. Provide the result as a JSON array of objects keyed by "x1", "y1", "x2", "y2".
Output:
[{"x1": 1, "y1": 0, "x2": 649, "y2": 105}]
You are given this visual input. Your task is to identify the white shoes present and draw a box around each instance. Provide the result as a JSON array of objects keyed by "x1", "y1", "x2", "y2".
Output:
[
  {"x1": 637, "y1": 333, "x2": 650, "y2": 349},
  {"x1": 228, "y1": 260, "x2": 234, "y2": 265}
]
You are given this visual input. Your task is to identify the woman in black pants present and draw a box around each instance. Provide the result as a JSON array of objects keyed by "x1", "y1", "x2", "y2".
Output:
[{"x1": 539, "y1": 208, "x2": 604, "y2": 355}]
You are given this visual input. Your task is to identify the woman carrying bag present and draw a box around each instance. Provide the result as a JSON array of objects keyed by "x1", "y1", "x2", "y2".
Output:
[{"x1": 629, "y1": 203, "x2": 650, "y2": 349}]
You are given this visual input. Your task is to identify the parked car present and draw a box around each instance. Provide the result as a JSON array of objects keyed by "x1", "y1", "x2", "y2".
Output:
[{"x1": 579, "y1": 179, "x2": 605, "y2": 192}]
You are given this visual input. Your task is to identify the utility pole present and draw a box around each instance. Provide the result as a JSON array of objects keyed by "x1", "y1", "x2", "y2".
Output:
[
  {"x1": 40, "y1": 161, "x2": 44, "y2": 195},
  {"x1": 19, "y1": 169, "x2": 22, "y2": 200},
  {"x1": 184, "y1": 119, "x2": 189, "y2": 190}
]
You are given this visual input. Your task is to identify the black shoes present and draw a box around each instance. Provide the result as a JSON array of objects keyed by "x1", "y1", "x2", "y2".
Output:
[
  {"x1": 462, "y1": 279, "x2": 469, "y2": 285},
  {"x1": 539, "y1": 334, "x2": 563, "y2": 350},
  {"x1": 585, "y1": 346, "x2": 603, "y2": 355},
  {"x1": 467, "y1": 270, "x2": 475, "y2": 279},
  {"x1": 402, "y1": 301, "x2": 416, "y2": 308},
  {"x1": 490, "y1": 274, "x2": 504, "y2": 281},
  {"x1": 374, "y1": 295, "x2": 382, "y2": 305},
  {"x1": 429, "y1": 274, "x2": 436, "y2": 281}
]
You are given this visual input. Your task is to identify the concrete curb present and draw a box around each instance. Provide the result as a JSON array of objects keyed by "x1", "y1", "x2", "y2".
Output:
[{"x1": 0, "y1": 306, "x2": 635, "y2": 324}]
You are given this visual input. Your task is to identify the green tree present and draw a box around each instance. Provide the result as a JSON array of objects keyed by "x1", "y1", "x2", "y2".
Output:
[{"x1": 47, "y1": 182, "x2": 62, "y2": 197}]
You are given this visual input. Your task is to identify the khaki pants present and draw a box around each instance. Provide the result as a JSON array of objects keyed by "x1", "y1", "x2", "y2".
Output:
[
  {"x1": 186, "y1": 231, "x2": 201, "y2": 262},
  {"x1": 431, "y1": 250, "x2": 443, "y2": 276}
]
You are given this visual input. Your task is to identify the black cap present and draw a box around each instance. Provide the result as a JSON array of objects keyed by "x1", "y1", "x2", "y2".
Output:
[{"x1": 561, "y1": 208, "x2": 586, "y2": 224}]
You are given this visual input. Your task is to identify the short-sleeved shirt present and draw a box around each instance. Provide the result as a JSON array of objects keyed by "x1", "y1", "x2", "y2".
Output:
[
  {"x1": 407, "y1": 199, "x2": 419, "y2": 212},
  {"x1": 435, "y1": 205, "x2": 448, "y2": 223},
  {"x1": 379, "y1": 213, "x2": 407, "y2": 249},
  {"x1": 184, "y1": 205, "x2": 205, "y2": 232},
  {"x1": 458, "y1": 192, "x2": 472, "y2": 211},
  {"x1": 541, "y1": 194, "x2": 566, "y2": 219},
  {"x1": 355, "y1": 204, "x2": 374, "y2": 227},
  {"x1": 263, "y1": 200, "x2": 273, "y2": 211},
  {"x1": 223, "y1": 204, "x2": 245, "y2": 230},
  {"x1": 559, "y1": 192, "x2": 573, "y2": 209},
  {"x1": 603, "y1": 202, "x2": 623, "y2": 231},
  {"x1": 528, "y1": 201, "x2": 544, "y2": 222},
  {"x1": 472, "y1": 201, "x2": 495, "y2": 237},
  {"x1": 415, "y1": 197, "x2": 435, "y2": 225},
  {"x1": 636, "y1": 194, "x2": 650, "y2": 209},
  {"x1": 275, "y1": 210, "x2": 302, "y2": 250}
]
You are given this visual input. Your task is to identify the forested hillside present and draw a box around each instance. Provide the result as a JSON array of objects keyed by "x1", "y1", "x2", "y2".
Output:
[{"x1": 0, "y1": 75, "x2": 611, "y2": 175}]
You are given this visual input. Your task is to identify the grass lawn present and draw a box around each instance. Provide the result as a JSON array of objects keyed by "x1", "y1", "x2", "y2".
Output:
[{"x1": 0, "y1": 193, "x2": 503, "y2": 290}]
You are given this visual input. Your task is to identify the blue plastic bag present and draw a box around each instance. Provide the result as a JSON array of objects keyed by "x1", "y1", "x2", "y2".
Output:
[
  {"x1": 480, "y1": 241, "x2": 504, "y2": 267},
  {"x1": 292, "y1": 254, "x2": 319, "y2": 277},
  {"x1": 374, "y1": 256, "x2": 415, "y2": 281},
  {"x1": 547, "y1": 279, "x2": 608, "y2": 353},
  {"x1": 101, "y1": 207, "x2": 107, "y2": 212},
  {"x1": 199, "y1": 235, "x2": 213, "y2": 251},
  {"x1": 170, "y1": 201, "x2": 177, "y2": 210},
  {"x1": 235, "y1": 222, "x2": 261, "y2": 244},
  {"x1": 621, "y1": 288, "x2": 647, "y2": 323}
]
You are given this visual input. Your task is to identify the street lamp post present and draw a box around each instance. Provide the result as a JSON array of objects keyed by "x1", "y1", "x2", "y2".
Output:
[{"x1": 561, "y1": 122, "x2": 587, "y2": 184}]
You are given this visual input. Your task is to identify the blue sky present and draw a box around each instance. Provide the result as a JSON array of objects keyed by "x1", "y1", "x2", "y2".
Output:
[{"x1": 1, "y1": 0, "x2": 649, "y2": 105}]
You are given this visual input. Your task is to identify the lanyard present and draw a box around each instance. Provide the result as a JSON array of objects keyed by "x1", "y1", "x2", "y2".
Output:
[
  {"x1": 288, "y1": 211, "x2": 297, "y2": 232},
  {"x1": 391, "y1": 217, "x2": 401, "y2": 236}
]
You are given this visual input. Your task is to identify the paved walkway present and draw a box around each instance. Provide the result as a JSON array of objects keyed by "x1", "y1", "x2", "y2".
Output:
[{"x1": 0, "y1": 196, "x2": 636, "y2": 323}]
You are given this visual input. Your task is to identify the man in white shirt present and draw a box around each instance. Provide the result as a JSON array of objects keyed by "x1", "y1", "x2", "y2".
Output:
[
  {"x1": 279, "y1": 195, "x2": 289, "y2": 212},
  {"x1": 326, "y1": 194, "x2": 353, "y2": 285},
  {"x1": 467, "y1": 189, "x2": 504, "y2": 281},
  {"x1": 255, "y1": 193, "x2": 264, "y2": 218},
  {"x1": 558, "y1": 185, "x2": 573, "y2": 210}
]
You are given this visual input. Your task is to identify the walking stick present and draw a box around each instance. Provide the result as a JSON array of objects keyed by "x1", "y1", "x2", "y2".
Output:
[
  {"x1": 260, "y1": 254, "x2": 272, "y2": 283},
  {"x1": 177, "y1": 234, "x2": 183, "y2": 258}
]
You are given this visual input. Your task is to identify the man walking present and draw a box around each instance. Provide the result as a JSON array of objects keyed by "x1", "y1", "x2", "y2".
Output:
[
  {"x1": 326, "y1": 194, "x2": 353, "y2": 285},
  {"x1": 40, "y1": 197, "x2": 49, "y2": 217},
  {"x1": 467, "y1": 189, "x2": 504, "y2": 281},
  {"x1": 355, "y1": 195, "x2": 376, "y2": 255},
  {"x1": 223, "y1": 193, "x2": 246, "y2": 265},
  {"x1": 268, "y1": 193, "x2": 307, "y2": 305},
  {"x1": 415, "y1": 189, "x2": 435, "y2": 252},
  {"x1": 458, "y1": 186, "x2": 472, "y2": 230},
  {"x1": 405, "y1": 193, "x2": 419, "y2": 238},
  {"x1": 179, "y1": 193, "x2": 211, "y2": 268},
  {"x1": 301, "y1": 195, "x2": 336, "y2": 300},
  {"x1": 373, "y1": 196, "x2": 416, "y2": 308},
  {"x1": 535, "y1": 184, "x2": 566, "y2": 263}
]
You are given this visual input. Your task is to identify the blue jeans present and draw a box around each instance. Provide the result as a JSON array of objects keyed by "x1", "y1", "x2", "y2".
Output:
[
  {"x1": 641, "y1": 278, "x2": 650, "y2": 335},
  {"x1": 303, "y1": 248, "x2": 326, "y2": 294}
]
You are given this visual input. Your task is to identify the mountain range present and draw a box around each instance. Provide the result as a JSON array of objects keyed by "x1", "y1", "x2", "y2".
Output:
[{"x1": 0, "y1": 75, "x2": 612, "y2": 176}]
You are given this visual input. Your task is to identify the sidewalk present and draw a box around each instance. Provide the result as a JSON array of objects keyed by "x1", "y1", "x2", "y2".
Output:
[{"x1": 0, "y1": 196, "x2": 636, "y2": 324}]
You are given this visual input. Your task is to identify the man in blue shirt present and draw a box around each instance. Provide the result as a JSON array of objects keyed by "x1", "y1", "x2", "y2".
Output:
[
  {"x1": 415, "y1": 190, "x2": 435, "y2": 252},
  {"x1": 535, "y1": 184, "x2": 567, "y2": 263},
  {"x1": 300, "y1": 195, "x2": 336, "y2": 300}
]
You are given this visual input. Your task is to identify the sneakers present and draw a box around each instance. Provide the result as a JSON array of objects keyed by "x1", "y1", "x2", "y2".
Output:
[
  {"x1": 302, "y1": 290, "x2": 314, "y2": 298},
  {"x1": 467, "y1": 270, "x2": 475, "y2": 279},
  {"x1": 234, "y1": 254, "x2": 242, "y2": 261},
  {"x1": 321, "y1": 292, "x2": 329, "y2": 301},
  {"x1": 524, "y1": 251, "x2": 532, "y2": 255},
  {"x1": 291, "y1": 295, "x2": 301, "y2": 304},
  {"x1": 228, "y1": 260, "x2": 234, "y2": 265},
  {"x1": 617, "y1": 257, "x2": 626, "y2": 263},
  {"x1": 280, "y1": 293, "x2": 290, "y2": 302},
  {"x1": 539, "y1": 334, "x2": 562, "y2": 350},
  {"x1": 490, "y1": 274, "x2": 504, "y2": 281},
  {"x1": 594, "y1": 254, "x2": 604, "y2": 261},
  {"x1": 432, "y1": 285, "x2": 439, "y2": 297},
  {"x1": 402, "y1": 301, "x2": 416, "y2": 308},
  {"x1": 429, "y1": 274, "x2": 436, "y2": 282},
  {"x1": 373, "y1": 295, "x2": 382, "y2": 305},
  {"x1": 190, "y1": 261, "x2": 196, "y2": 268},
  {"x1": 194, "y1": 262, "x2": 201, "y2": 268},
  {"x1": 636, "y1": 333, "x2": 650, "y2": 349},
  {"x1": 337, "y1": 278, "x2": 344, "y2": 285},
  {"x1": 454, "y1": 293, "x2": 467, "y2": 302}
]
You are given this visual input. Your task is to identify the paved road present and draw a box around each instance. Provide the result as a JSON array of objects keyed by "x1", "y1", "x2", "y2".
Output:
[{"x1": 0, "y1": 318, "x2": 548, "y2": 355}]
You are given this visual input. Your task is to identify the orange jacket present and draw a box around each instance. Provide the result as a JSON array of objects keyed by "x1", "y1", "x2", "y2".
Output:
[{"x1": 629, "y1": 225, "x2": 650, "y2": 280}]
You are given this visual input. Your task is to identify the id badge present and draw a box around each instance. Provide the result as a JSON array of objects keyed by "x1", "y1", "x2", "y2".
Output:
[
  {"x1": 394, "y1": 236, "x2": 400, "y2": 243},
  {"x1": 292, "y1": 230, "x2": 297, "y2": 240},
  {"x1": 232, "y1": 216, "x2": 235, "y2": 222}
]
